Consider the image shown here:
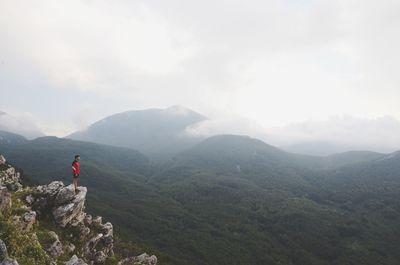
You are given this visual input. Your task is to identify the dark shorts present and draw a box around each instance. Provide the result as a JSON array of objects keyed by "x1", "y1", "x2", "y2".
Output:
[{"x1": 73, "y1": 174, "x2": 79, "y2": 179}]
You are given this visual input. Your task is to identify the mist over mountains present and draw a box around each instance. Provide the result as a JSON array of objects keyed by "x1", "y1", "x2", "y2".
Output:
[
  {"x1": 2, "y1": 106, "x2": 400, "y2": 156},
  {"x1": 0, "y1": 110, "x2": 44, "y2": 139},
  {"x1": 66, "y1": 105, "x2": 207, "y2": 158},
  {"x1": 64, "y1": 106, "x2": 400, "y2": 156}
]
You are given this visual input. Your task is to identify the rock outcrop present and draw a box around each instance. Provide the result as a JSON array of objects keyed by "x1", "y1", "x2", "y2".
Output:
[
  {"x1": 33, "y1": 182, "x2": 87, "y2": 227},
  {"x1": 0, "y1": 240, "x2": 18, "y2": 265},
  {"x1": 0, "y1": 155, "x2": 158, "y2": 265},
  {"x1": 45, "y1": 231, "x2": 64, "y2": 258},
  {"x1": 0, "y1": 156, "x2": 22, "y2": 192}
]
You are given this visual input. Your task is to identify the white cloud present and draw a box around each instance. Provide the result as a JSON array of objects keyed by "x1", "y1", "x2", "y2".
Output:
[
  {"x1": 186, "y1": 113, "x2": 400, "y2": 154},
  {"x1": 0, "y1": 111, "x2": 44, "y2": 139},
  {"x1": 0, "y1": 0, "x2": 197, "y2": 92},
  {"x1": 1, "y1": 0, "x2": 400, "y2": 144},
  {"x1": 185, "y1": 115, "x2": 266, "y2": 138},
  {"x1": 267, "y1": 116, "x2": 400, "y2": 151}
]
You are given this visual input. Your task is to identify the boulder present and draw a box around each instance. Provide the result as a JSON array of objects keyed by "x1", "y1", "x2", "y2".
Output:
[
  {"x1": 101, "y1": 222, "x2": 113, "y2": 237},
  {"x1": 52, "y1": 186, "x2": 87, "y2": 227},
  {"x1": 20, "y1": 211, "x2": 36, "y2": 231},
  {"x1": 65, "y1": 255, "x2": 87, "y2": 265},
  {"x1": 25, "y1": 195, "x2": 35, "y2": 205},
  {"x1": 0, "y1": 164, "x2": 22, "y2": 191}
]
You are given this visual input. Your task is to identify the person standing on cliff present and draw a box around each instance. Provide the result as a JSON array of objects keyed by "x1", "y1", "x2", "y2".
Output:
[{"x1": 72, "y1": 154, "x2": 81, "y2": 192}]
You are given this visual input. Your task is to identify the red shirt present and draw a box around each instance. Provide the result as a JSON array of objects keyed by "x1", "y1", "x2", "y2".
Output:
[{"x1": 72, "y1": 160, "x2": 80, "y2": 176}]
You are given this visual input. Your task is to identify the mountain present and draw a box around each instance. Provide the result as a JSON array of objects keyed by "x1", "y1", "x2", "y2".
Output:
[
  {"x1": 0, "y1": 136, "x2": 151, "y2": 182},
  {"x1": 281, "y1": 141, "x2": 362, "y2": 156},
  {"x1": 0, "y1": 130, "x2": 28, "y2": 145},
  {"x1": 165, "y1": 134, "x2": 383, "y2": 174},
  {"x1": 0, "y1": 111, "x2": 44, "y2": 139},
  {"x1": 289, "y1": 150, "x2": 384, "y2": 171},
  {"x1": 67, "y1": 106, "x2": 207, "y2": 158},
  {"x1": 149, "y1": 137, "x2": 400, "y2": 264},
  {"x1": 0, "y1": 136, "x2": 193, "y2": 264},
  {"x1": 2, "y1": 134, "x2": 400, "y2": 264}
]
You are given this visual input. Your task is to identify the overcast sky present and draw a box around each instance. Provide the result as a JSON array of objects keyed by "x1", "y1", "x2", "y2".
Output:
[{"x1": 1, "y1": 0, "x2": 400, "y2": 150}]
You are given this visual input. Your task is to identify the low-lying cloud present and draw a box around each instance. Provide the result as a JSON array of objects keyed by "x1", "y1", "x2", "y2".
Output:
[
  {"x1": 0, "y1": 111, "x2": 44, "y2": 139},
  {"x1": 186, "y1": 114, "x2": 400, "y2": 154}
]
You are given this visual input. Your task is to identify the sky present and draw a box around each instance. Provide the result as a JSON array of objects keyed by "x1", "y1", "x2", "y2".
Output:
[{"x1": 1, "y1": 0, "x2": 400, "y2": 151}]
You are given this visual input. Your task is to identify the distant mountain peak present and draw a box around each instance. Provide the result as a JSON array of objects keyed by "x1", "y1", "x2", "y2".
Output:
[
  {"x1": 165, "y1": 105, "x2": 199, "y2": 116},
  {"x1": 66, "y1": 106, "x2": 207, "y2": 157},
  {"x1": 0, "y1": 111, "x2": 6, "y2": 115}
]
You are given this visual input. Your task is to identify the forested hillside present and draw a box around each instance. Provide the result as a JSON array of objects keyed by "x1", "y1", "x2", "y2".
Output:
[{"x1": 1, "y1": 132, "x2": 399, "y2": 265}]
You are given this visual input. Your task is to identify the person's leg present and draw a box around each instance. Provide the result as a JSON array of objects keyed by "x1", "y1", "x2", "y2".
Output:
[{"x1": 73, "y1": 177, "x2": 77, "y2": 191}]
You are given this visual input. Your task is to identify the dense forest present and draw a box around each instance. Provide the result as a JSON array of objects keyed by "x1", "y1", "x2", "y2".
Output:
[{"x1": 1, "y1": 131, "x2": 399, "y2": 265}]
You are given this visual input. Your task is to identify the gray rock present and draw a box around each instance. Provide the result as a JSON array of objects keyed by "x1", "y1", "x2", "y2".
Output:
[
  {"x1": 37, "y1": 181, "x2": 64, "y2": 198},
  {"x1": 21, "y1": 211, "x2": 36, "y2": 231},
  {"x1": 25, "y1": 195, "x2": 35, "y2": 205},
  {"x1": 84, "y1": 214, "x2": 92, "y2": 226},
  {"x1": 1, "y1": 258, "x2": 19, "y2": 265},
  {"x1": 4, "y1": 168, "x2": 15, "y2": 177},
  {"x1": 117, "y1": 253, "x2": 157, "y2": 265},
  {"x1": 22, "y1": 211, "x2": 36, "y2": 221},
  {"x1": 0, "y1": 239, "x2": 7, "y2": 261},
  {"x1": 101, "y1": 222, "x2": 113, "y2": 237},
  {"x1": 46, "y1": 231, "x2": 63, "y2": 258},
  {"x1": 65, "y1": 255, "x2": 87, "y2": 265},
  {"x1": 94, "y1": 251, "x2": 107, "y2": 264},
  {"x1": 70, "y1": 211, "x2": 86, "y2": 227},
  {"x1": 52, "y1": 186, "x2": 87, "y2": 227},
  {"x1": 54, "y1": 185, "x2": 77, "y2": 206},
  {"x1": 0, "y1": 155, "x2": 6, "y2": 165},
  {"x1": 83, "y1": 233, "x2": 103, "y2": 259},
  {"x1": 78, "y1": 224, "x2": 91, "y2": 237}
]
